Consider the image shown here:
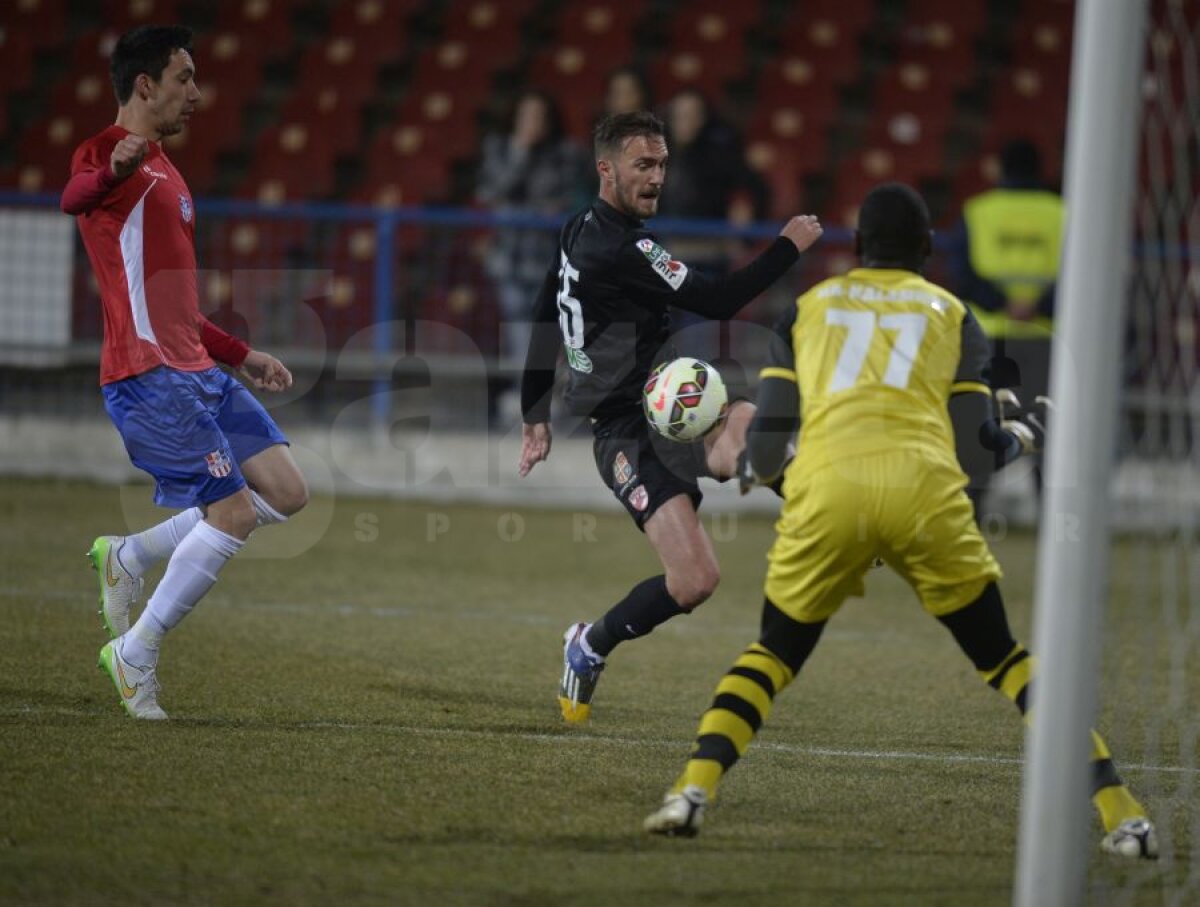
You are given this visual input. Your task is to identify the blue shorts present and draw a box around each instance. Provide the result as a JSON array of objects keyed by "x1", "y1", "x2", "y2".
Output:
[{"x1": 102, "y1": 366, "x2": 288, "y2": 508}]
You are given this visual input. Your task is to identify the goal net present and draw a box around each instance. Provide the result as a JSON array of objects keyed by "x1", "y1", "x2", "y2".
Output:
[{"x1": 1097, "y1": 0, "x2": 1197, "y2": 899}]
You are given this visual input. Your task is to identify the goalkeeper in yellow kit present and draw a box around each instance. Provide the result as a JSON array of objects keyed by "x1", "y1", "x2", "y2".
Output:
[{"x1": 643, "y1": 183, "x2": 1158, "y2": 860}]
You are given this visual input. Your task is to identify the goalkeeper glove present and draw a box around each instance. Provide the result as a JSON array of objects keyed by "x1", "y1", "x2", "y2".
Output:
[
  {"x1": 996, "y1": 388, "x2": 1053, "y2": 455},
  {"x1": 736, "y1": 448, "x2": 759, "y2": 495}
]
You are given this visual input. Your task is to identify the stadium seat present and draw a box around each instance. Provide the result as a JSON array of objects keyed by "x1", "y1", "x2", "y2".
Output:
[
  {"x1": 0, "y1": 0, "x2": 66, "y2": 50},
  {"x1": 20, "y1": 115, "x2": 90, "y2": 188},
  {"x1": 213, "y1": 0, "x2": 297, "y2": 50},
  {"x1": 407, "y1": 40, "x2": 497, "y2": 107},
  {"x1": 987, "y1": 65, "x2": 1067, "y2": 166},
  {"x1": 441, "y1": 0, "x2": 537, "y2": 67},
  {"x1": 1011, "y1": 4, "x2": 1074, "y2": 82},
  {"x1": 281, "y1": 37, "x2": 386, "y2": 157},
  {"x1": 191, "y1": 30, "x2": 267, "y2": 124},
  {"x1": 415, "y1": 230, "x2": 500, "y2": 355},
  {"x1": 529, "y1": 0, "x2": 646, "y2": 136},
  {"x1": 872, "y1": 58, "x2": 962, "y2": 124},
  {"x1": 102, "y1": 0, "x2": 180, "y2": 29},
  {"x1": 239, "y1": 121, "x2": 339, "y2": 202},
  {"x1": 527, "y1": 46, "x2": 626, "y2": 141},
  {"x1": 328, "y1": 0, "x2": 423, "y2": 65},
  {"x1": 899, "y1": 0, "x2": 988, "y2": 40},
  {"x1": 652, "y1": 7, "x2": 763, "y2": 100},
  {"x1": 743, "y1": 140, "x2": 805, "y2": 218},
  {"x1": 555, "y1": 0, "x2": 644, "y2": 53},
  {"x1": 47, "y1": 31, "x2": 125, "y2": 145},
  {"x1": 360, "y1": 123, "x2": 453, "y2": 206},
  {"x1": 650, "y1": 1, "x2": 765, "y2": 99},
  {"x1": 774, "y1": 3, "x2": 874, "y2": 87},
  {"x1": 0, "y1": 27, "x2": 37, "y2": 94},
  {"x1": 743, "y1": 100, "x2": 835, "y2": 177}
]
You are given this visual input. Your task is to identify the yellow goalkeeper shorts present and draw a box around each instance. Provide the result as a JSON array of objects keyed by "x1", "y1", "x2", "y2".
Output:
[{"x1": 765, "y1": 448, "x2": 1002, "y2": 623}]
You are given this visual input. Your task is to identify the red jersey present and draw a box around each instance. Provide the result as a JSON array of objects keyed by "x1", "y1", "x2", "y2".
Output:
[{"x1": 69, "y1": 125, "x2": 214, "y2": 384}]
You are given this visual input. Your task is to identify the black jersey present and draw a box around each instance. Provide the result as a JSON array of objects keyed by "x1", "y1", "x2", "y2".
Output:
[{"x1": 521, "y1": 198, "x2": 800, "y2": 421}]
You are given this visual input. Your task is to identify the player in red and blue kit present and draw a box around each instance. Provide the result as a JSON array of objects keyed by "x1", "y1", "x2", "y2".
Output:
[{"x1": 62, "y1": 26, "x2": 308, "y2": 719}]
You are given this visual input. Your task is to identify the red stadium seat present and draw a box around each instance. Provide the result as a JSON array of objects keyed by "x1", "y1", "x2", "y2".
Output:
[
  {"x1": 408, "y1": 40, "x2": 497, "y2": 102},
  {"x1": 102, "y1": 0, "x2": 180, "y2": 29},
  {"x1": 441, "y1": 0, "x2": 538, "y2": 68},
  {"x1": 213, "y1": 0, "x2": 297, "y2": 50},
  {"x1": 1011, "y1": 5, "x2": 1074, "y2": 82},
  {"x1": 281, "y1": 36, "x2": 386, "y2": 156},
  {"x1": 743, "y1": 140, "x2": 806, "y2": 218},
  {"x1": 275, "y1": 86, "x2": 370, "y2": 159},
  {"x1": 293, "y1": 36, "x2": 386, "y2": 99},
  {"x1": 527, "y1": 46, "x2": 624, "y2": 141},
  {"x1": 555, "y1": 0, "x2": 644, "y2": 54},
  {"x1": 987, "y1": 65, "x2": 1068, "y2": 166},
  {"x1": 20, "y1": 115, "x2": 92, "y2": 189},
  {"x1": 743, "y1": 100, "x2": 835, "y2": 177},
  {"x1": 360, "y1": 123, "x2": 454, "y2": 206},
  {"x1": 900, "y1": 0, "x2": 988, "y2": 40},
  {"x1": 47, "y1": 30, "x2": 125, "y2": 137},
  {"x1": 191, "y1": 30, "x2": 267, "y2": 122},
  {"x1": 239, "y1": 121, "x2": 339, "y2": 202},
  {"x1": 873, "y1": 59, "x2": 962, "y2": 120},
  {"x1": 328, "y1": 0, "x2": 422, "y2": 65},
  {"x1": 0, "y1": 27, "x2": 37, "y2": 93},
  {"x1": 0, "y1": 0, "x2": 66, "y2": 50},
  {"x1": 776, "y1": 8, "x2": 873, "y2": 87},
  {"x1": 650, "y1": 2, "x2": 765, "y2": 99}
]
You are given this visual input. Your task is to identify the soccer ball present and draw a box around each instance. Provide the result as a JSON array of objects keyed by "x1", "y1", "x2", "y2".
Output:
[{"x1": 643, "y1": 357, "x2": 728, "y2": 442}]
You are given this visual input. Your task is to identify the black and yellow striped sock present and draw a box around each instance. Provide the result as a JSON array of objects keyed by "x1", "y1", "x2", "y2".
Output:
[
  {"x1": 674, "y1": 643, "x2": 794, "y2": 799},
  {"x1": 982, "y1": 643, "x2": 1148, "y2": 833}
]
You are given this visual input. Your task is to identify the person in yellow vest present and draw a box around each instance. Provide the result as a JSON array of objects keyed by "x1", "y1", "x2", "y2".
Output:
[{"x1": 951, "y1": 139, "x2": 1064, "y2": 515}]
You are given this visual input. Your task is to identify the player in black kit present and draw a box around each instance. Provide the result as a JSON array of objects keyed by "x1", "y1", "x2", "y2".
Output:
[{"x1": 518, "y1": 112, "x2": 823, "y2": 722}]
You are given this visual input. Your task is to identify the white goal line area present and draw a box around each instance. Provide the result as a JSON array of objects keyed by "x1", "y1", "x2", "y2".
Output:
[
  {"x1": 2, "y1": 585, "x2": 1195, "y2": 780},
  {"x1": 0, "y1": 703, "x2": 1195, "y2": 779}
]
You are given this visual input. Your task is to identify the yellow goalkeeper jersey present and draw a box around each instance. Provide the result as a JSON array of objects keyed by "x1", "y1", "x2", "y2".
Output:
[{"x1": 767, "y1": 268, "x2": 987, "y2": 470}]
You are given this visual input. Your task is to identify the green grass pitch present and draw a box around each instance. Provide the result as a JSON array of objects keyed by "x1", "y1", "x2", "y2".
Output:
[{"x1": 0, "y1": 479, "x2": 1190, "y2": 905}]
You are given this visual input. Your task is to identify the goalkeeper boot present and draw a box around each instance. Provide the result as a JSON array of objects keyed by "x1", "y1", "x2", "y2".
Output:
[
  {"x1": 558, "y1": 622, "x2": 605, "y2": 723},
  {"x1": 88, "y1": 536, "x2": 143, "y2": 638},
  {"x1": 97, "y1": 638, "x2": 167, "y2": 720},
  {"x1": 1101, "y1": 817, "x2": 1159, "y2": 860},
  {"x1": 644, "y1": 785, "x2": 707, "y2": 837}
]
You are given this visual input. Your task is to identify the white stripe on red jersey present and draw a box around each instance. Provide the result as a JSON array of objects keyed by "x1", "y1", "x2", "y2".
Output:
[{"x1": 70, "y1": 125, "x2": 213, "y2": 384}]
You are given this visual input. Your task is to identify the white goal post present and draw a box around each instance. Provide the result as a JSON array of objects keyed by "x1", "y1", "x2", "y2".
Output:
[{"x1": 1014, "y1": 1, "x2": 1149, "y2": 905}]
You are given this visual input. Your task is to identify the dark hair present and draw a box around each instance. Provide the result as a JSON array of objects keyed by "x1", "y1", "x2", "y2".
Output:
[
  {"x1": 508, "y1": 89, "x2": 565, "y2": 147},
  {"x1": 1000, "y1": 139, "x2": 1042, "y2": 183},
  {"x1": 593, "y1": 111, "x2": 665, "y2": 159},
  {"x1": 110, "y1": 25, "x2": 194, "y2": 104},
  {"x1": 856, "y1": 183, "x2": 932, "y2": 263}
]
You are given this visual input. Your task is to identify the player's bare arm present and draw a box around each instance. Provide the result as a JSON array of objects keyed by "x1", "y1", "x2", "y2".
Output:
[{"x1": 518, "y1": 422, "x2": 552, "y2": 477}]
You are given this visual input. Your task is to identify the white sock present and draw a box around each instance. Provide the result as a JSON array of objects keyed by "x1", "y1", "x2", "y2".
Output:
[
  {"x1": 120, "y1": 507, "x2": 203, "y2": 576},
  {"x1": 250, "y1": 490, "x2": 288, "y2": 528},
  {"x1": 122, "y1": 521, "x2": 244, "y2": 666}
]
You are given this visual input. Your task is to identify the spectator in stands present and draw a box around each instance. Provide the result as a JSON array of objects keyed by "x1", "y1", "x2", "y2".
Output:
[
  {"x1": 657, "y1": 88, "x2": 768, "y2": 361},
  {"x1": 477, "y1": 90, "x2": 590, "y2": 372},
  {"x1": 602, "y1": 65, "x2": 653, "y2": 118},
  {"x1": 950, "y1": 138, "x2": 1064, "y2": 516}
]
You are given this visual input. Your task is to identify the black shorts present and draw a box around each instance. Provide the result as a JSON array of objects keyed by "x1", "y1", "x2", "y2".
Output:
[{"x1": 591, "y1": 408, "x2": 709, "y2": 530}]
